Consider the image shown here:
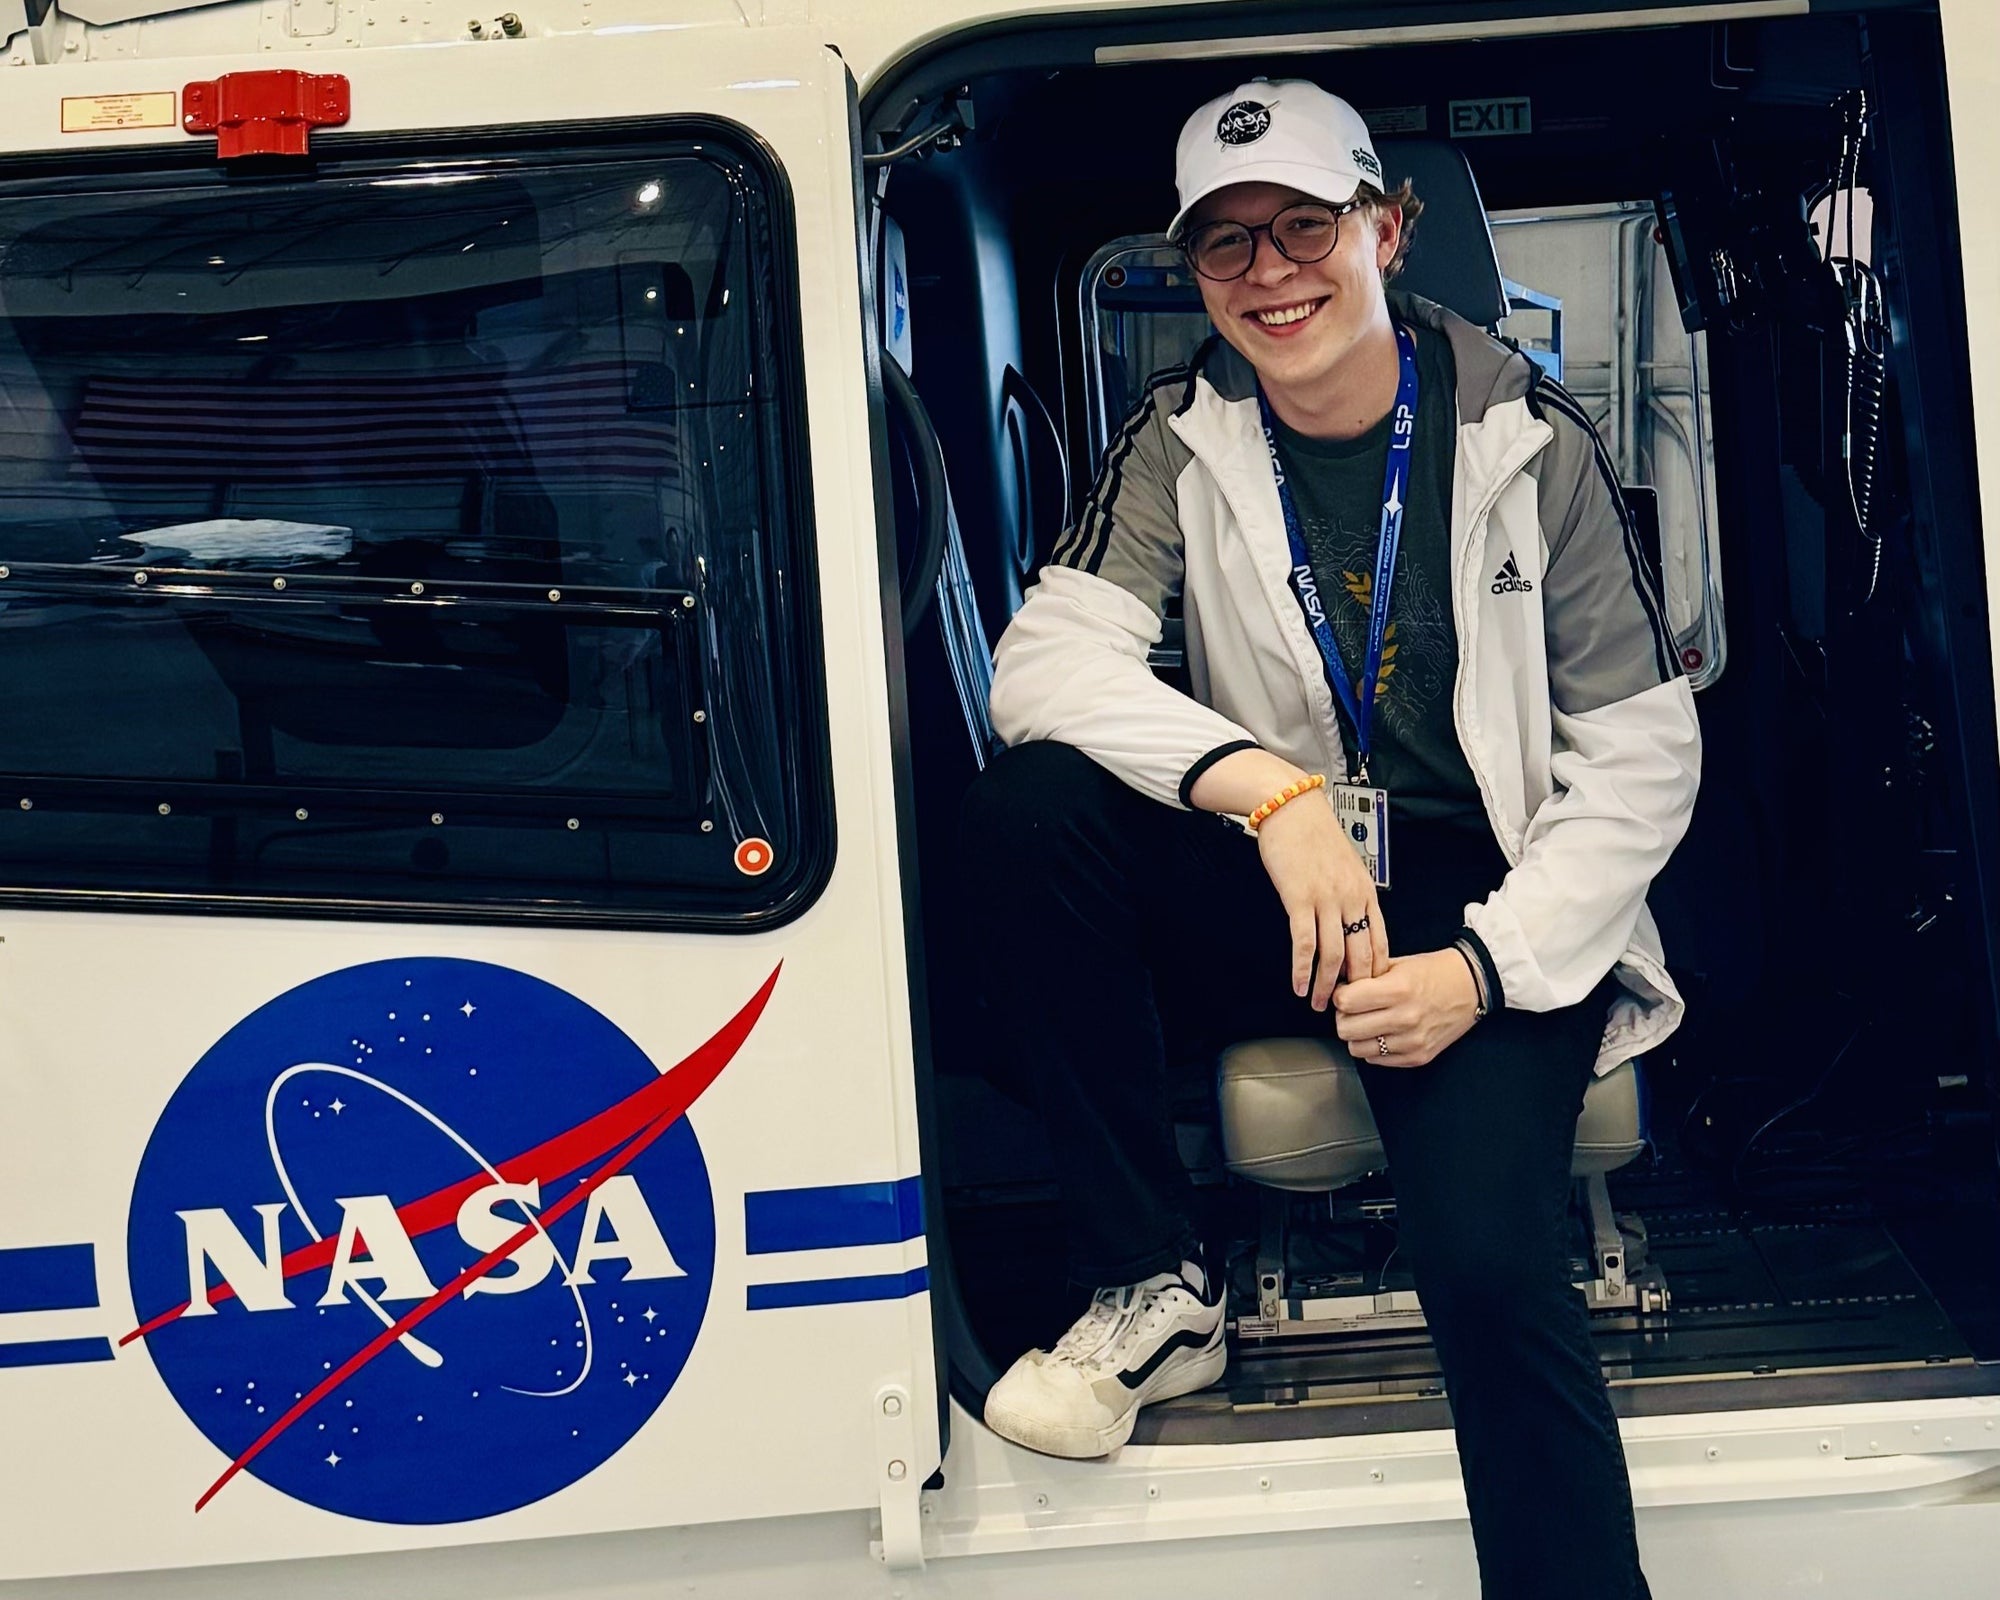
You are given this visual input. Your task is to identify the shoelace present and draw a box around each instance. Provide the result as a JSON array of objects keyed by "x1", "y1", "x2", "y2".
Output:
[{"x1": 1050, "y1": 1281, "x2": 1185, "y2": 1370}]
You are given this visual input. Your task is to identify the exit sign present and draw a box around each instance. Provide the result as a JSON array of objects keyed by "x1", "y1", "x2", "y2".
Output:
[{"x1": 1449, "y1": 97, "x2": 1533, "y2": 137}]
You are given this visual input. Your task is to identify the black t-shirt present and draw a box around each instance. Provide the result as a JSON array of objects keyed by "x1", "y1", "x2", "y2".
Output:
[{"x1": 1268, "y1": 324, "x2": 1487, "y2": 833}]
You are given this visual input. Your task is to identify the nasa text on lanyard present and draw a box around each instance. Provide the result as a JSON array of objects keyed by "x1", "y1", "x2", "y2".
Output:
[{"x1": 1258, "y1": 320, "x2": 1420, "y2": 889}]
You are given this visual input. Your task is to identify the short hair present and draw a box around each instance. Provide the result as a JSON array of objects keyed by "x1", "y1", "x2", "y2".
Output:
[{"x1": 1359, "y1": 178, "x2": 1423, "y2": 282}]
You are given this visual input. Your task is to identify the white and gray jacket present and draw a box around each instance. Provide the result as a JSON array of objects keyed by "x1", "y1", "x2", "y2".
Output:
[{"x1": 989, "y1": 292, "x2": 1702, "y2": 1074}]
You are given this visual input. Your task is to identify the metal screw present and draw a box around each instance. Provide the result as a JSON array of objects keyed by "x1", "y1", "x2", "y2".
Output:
[
  {"x1": 1146, "y1": 1484, "x2": 1158, "y2": 1500},
  {"x1": 296, "y1": 808, "x2": 310, "y2": 821},
  {"x1": 1258, "y1": 1476, "x2": 1271, "y2": 1491},
  {"x1": 1706, "y1": 1446, "x2": 1720, "y2": 1461},
  {"x1": 566, "y1": 817, "x2": 580, "y2": 831},
  {"x1": 886, "y1": 1460, "x2": 907, "y2": 1482},
  {"x1": 548, "y1": 588, "x2": 561, "y2": 602},
  {"x1": 692, "y1": 709, "x2": 707, "y2": 724},
  {"x1": 1819, "y1": 1439, "x2": 1833, "y2": 1453},
  {"x1": 134, "y1": 571, "x2": 149, "y2": 585},
  {"x1": 498, "y1": 11, "x2": 522, "y2": 34},
  {"x1": 17, "y1": 799, "x2": 29, "y2": 811},
  {"x1": 882, "y1": 1395, "x2": 903, "y2": 1417},
  {"x1": 274, "y1": 577, "x2": 287, "y2": 590},
  {"x1": 1034, "y1": 1493, "x2": 1048, "y2": 1508},
  {"x1": 410, "y1": 581, "x2": 426, "y2": 596},
  {"x1": 467, "y1": 18, "x2": 483, "y2": 34},
  {"x1": 1369, "y1": 1468, "x2": 1383, "y2": 1482},
  {"x1": 0, "y1": 566, "x2": 11, "y2": 579},
  {"x1": 157, "y1": 803, "x2": 171, "y2": 816},
  {"x1": 699, "y1": 820, "x2": 715, "y2": 833},
  {"x1": 680, "y1": 594, "x2": 695, "y2": 609},
  {"x1": 430, "y1": 813, "x2": 444, "y2": 826}
]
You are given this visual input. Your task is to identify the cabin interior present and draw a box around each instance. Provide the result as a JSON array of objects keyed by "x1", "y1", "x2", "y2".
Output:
[{"x1": 864, "y1": 5, "x2": 2000, "y2": 1444}]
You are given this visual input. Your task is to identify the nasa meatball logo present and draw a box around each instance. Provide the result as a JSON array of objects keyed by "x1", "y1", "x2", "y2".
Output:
[
  {"x1": 1216, "y1": 100, "x2": 1272, "y2": 146},
  {"x1": 124, "y1": 957, "x2": 778, "y2": 1523}
]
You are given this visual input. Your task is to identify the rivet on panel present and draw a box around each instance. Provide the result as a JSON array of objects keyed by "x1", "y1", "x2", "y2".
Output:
[
  {"x1": 296, "y1": 808, "x2": 310, "y2": 821},
  {"x1": 886, "y1": 1460, "x2": 907, "y2": 1482},
  {"x1": 430, "y1": 813, "x2": 444, "y2": 826},
  {"x1": 157, "y1": 803, "x2": 171, "y2": 816}
]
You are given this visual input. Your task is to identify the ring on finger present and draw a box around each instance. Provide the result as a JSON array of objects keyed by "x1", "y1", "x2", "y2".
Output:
[
  {"x1": 1343, "y1": 914, "x2": 1371, "y2": 937},
  {"x1": 1376, "y1": 1035, "x2": 1390, "y2": 1058}
]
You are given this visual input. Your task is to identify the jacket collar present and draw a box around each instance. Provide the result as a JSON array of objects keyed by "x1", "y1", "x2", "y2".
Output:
[{"x1": 1171, "y1": 289, "x2": 1544, "y2": 474}]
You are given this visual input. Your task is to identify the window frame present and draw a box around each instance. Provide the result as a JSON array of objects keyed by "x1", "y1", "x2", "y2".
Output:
[{"x1": 0, "y1": 116, "x2": 837, "y2": 932}]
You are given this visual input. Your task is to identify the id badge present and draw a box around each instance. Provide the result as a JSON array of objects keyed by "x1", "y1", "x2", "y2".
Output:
[{"x1": 1331, "y1": 782, "x2": 1391, "y2": 889}]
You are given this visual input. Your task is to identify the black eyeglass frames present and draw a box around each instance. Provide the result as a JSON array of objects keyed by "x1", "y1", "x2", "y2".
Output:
[{"x1": 1178, "y1": 199, "x2": 1363, "y2": 283}]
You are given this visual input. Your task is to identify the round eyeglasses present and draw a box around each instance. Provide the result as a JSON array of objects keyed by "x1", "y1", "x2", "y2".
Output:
[{"x1": 1178, "y1": 199, "x2": 1361, "y2": 283}]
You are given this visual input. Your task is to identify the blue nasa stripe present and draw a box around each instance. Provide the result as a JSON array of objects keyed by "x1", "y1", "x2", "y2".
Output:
[
  {"x1": 0, "y1": 1336, "x2": 114, "y2": 1369},
  {"x1": 0, "y1": 1243, "x2": 99, "y2": 1314},
  {"x1": 743, "y1": 1176, "x2": 923, "y2": 1255},
  {"x1": 745, "y1": 1266, "x2": 929, "y2": 1311}
]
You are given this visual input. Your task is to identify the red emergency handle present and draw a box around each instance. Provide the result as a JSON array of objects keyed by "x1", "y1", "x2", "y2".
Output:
[{"x1": 183, "y1": 71, "x2": 350, "y2": 159}]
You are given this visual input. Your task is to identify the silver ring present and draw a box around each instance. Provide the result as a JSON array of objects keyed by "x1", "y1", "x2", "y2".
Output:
[
  {"x1": 1376, "y1": 1035, "x2": 1390, "y2": 1058},
  {"x1": 1343, "y1": 914, "x2": 1371, "y2": 937}
]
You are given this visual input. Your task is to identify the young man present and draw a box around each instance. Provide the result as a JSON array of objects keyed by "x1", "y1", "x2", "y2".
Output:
[{"x1": 960, "y1": 79, "x2": 1697, "y2": 1599}]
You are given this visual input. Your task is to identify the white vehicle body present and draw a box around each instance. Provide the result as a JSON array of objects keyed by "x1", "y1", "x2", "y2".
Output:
[{"x1": 0, "y1": 2, "x2": 1995, "y2": 1596}]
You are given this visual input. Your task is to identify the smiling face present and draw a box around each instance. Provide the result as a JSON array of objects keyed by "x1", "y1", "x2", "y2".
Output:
[{"x1": 1187, "y1": 180, "x2": 1402, "y2": 407}]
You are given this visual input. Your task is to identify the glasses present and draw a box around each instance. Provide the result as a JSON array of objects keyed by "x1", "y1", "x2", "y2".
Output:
[{"x1": 1179, "y1": 199, "x2": 1361, "y2": 282}]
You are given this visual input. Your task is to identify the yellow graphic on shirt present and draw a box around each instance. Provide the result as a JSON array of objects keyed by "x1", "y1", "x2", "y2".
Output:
[{"x1": 1341, "y1": 570, "x2": 1399, "y2": 697}]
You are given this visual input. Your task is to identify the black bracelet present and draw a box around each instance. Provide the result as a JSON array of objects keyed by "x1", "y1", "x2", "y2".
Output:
[{"x1": 1451, "y1": 939, "x2": 1490, "y2": 1019}]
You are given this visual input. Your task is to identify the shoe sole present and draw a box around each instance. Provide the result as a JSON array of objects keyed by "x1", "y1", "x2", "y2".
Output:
[{"x1": 984, "y1": 1325, "x2": 1228, "y2": 1460}]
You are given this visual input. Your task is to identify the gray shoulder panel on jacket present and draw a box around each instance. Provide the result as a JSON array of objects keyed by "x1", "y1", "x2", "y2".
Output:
[
  {"x1": 1524, "y1": 376, "x2": 1681, "y2": 711},
  {"x1": 1048, "y1": 366, "x2": 1198, "y2": 617}
]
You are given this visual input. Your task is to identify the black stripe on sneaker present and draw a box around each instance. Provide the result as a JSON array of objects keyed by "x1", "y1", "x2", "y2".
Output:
[{"x1": 1116, "y1": 1326, "x2": 1216, "y2": 1390}]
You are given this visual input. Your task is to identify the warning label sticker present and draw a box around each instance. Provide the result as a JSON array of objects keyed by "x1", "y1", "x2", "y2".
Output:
[{"x1": 61, "y1": 93, "x2": 177, "y2": 134}]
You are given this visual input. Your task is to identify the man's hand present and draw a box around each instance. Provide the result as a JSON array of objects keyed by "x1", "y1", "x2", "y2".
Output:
[
  {"x1": 1254, "y1": 791, "x2": 1391, "y2": 1011},
  {"x1": 1332, "y1": 949, "x2": 1482, "y2": 1068}
]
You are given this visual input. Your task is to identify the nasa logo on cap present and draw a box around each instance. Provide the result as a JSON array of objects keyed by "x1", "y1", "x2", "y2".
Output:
[
  {"x1": 124, "y1": 957, "x2": 771, "y2": 1523},
  {"x1": 1215, "y1": 99, "x2": 1272, "y2": 146}
]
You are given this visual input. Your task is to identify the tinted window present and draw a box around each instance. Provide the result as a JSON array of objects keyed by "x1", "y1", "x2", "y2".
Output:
[{"x1": 0, "y1": 132, "x2": 828, "y2": 923}]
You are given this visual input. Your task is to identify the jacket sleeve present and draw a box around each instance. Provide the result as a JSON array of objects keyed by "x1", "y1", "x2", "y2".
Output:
[
  {"x1": 989, "y1": 381, "x2": 1261, "y2": 809},
  {"x1": 1461, "y1": 384, "x2": 1703, "y2": 1012}
]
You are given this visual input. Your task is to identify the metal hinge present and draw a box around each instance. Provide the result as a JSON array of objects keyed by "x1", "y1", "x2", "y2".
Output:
[{"x1": 872, "y1": 1382, "x2": 925, "y2": 1572}]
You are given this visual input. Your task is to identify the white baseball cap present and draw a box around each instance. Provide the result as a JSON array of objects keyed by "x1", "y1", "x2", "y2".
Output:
[{"x1": 1169, "y1": 79, "x2": 1385, "y2": 241}]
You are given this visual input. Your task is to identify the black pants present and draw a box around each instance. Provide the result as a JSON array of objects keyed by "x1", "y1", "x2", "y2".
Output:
[{"x1": 961, "y1": 741, "x2": 1649, "y2": 1600}]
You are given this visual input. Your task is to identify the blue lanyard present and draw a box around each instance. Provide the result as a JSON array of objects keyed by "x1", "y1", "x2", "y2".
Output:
[{"x1": 1259, "y1": 321, "x2": 1420, "y2": 783}]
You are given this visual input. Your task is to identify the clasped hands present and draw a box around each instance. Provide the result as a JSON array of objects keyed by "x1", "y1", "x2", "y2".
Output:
[{"x1": 1253, "y1": 778, "x2": 1481, "y2": 1070}]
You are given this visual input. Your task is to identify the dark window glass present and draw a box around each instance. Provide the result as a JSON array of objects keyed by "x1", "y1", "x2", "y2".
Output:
[{"x1": 0, "y1": 132, "x2": 829, "y2": 924}]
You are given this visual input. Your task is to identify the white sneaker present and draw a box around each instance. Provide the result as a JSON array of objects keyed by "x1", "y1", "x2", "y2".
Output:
[{"x1": 983, "y1": 1263, "x2": 1226, "y2": 1458}]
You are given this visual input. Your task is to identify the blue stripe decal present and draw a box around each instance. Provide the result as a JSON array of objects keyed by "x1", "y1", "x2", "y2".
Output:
[
  {"x1": 743, "y1": 1176, "x2": 924, "y2": 1255},
  {"x1": 746, "y1": 1266, "x2": 930, "y2": 1311},
  {"x1": 0, "y1": 1244, "x2": 99, "y2": 1315},
  {"x1": 0, "y1": 1337, "x2": 115, "y2": 1370}
]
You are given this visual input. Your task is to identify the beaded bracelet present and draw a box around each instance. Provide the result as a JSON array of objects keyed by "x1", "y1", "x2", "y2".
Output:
[{"x1": 1246, "y1": 773, "x2": 1326, "y2": 833}]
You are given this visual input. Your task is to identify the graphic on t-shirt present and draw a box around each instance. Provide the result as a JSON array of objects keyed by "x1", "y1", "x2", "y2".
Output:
[{"x1": 1318, "y1": 540, "x2": 1453, "y2": 739}]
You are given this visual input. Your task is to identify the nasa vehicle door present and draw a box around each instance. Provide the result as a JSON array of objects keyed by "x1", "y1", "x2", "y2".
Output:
[{"x1": 0, "y1": 26, "x2": 938, "y2": 1580}]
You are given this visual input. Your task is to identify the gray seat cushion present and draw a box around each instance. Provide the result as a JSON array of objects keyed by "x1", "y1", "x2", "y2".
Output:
[{"x1": 1218, "y1": 1039, "x2": 1645, "y2": 1192}]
